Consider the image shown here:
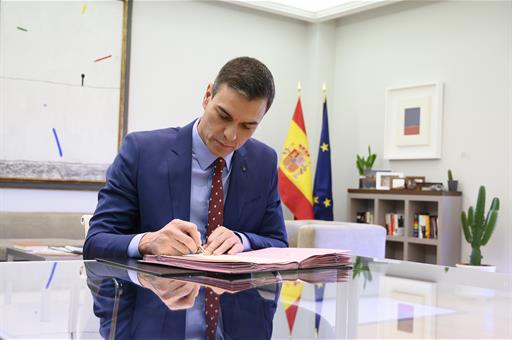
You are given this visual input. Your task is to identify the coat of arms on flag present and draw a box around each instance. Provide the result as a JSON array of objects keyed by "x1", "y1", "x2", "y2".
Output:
[{"x1": 282, "y1": 143, "x2": 311, "y2": 177}]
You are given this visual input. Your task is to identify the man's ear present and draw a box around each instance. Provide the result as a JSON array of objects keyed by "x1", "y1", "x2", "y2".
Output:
[{"x1": 202, "y1": 83, "x2": 213, "y2": 109}]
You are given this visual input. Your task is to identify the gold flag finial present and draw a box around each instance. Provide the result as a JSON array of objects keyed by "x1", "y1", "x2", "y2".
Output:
[
  {"x1": 297, "y1": 81, "x2": 302, "y2": 96},
  {"x1": 322, "y1": 82, "x2": 327, "y2": 102}
]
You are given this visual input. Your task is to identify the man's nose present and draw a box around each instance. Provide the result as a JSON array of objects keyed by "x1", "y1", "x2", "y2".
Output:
[{"x1": 224, "y1": 124, "x2": 237, "y2": 142}]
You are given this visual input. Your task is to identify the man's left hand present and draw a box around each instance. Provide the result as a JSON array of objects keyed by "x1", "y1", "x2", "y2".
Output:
[{"x1": 204, "y1": 226, "x2": 244, "y2": 255}]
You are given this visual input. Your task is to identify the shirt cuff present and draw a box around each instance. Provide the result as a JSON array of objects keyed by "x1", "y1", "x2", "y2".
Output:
[
  {"x1": 127, "y1": 270, "x2": 142, "y2": 286},
  {"x1": 235, "y1": 231, "x2": 252, "y2": 251},
  {"x1": 127, "y1": 233, "x2": 146, "y2": 258}
]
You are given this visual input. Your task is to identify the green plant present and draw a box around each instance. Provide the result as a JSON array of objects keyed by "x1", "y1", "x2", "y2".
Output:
[
  {"x1": 448, "y1": 169, "x2": 453, "y2": 181},
  {"x1": 460, "y1": 186, "x2": 500, "y2": 266},
  {"x1": 352, "y1": 256, "x2": 372, "y2": 288},
  {"x1": 356, "y1": 145, "x2": 376, "y2": 176}
]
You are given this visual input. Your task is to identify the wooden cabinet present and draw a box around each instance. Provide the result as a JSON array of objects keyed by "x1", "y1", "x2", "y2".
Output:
[{"x1": 347, "y1": 189, "x2": 462, "y2": 266}]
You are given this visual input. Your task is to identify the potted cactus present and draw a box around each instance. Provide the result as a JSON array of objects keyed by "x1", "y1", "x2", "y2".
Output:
[
  {"x1": 447, "y1": 169, "x2": 458, "y2": 192},
  {"x1": 356, "y1": 145, "x2": 376, "y2": 188},
  {"x1": 457, "y1": 186, "x2": 499, "y2": 271}
]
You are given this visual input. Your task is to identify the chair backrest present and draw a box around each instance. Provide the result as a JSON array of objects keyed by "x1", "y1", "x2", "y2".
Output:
[
  {"x1": 0, "y1": 212, "x2": 87, "y2": 239},
  {"x1": 297, "y1": 222, "x2": 386, "y2": 258},
  {"x1": 81, "y1": 214, "x2": 93, "y2": 238},
  {"x1": 284, "y1": 220, "x2": 319, "y2": 247}
]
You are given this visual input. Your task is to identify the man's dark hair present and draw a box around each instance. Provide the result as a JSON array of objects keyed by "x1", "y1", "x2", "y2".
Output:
[{"x1": 212, "y1": 56, "x2": 275, "y2": 112}]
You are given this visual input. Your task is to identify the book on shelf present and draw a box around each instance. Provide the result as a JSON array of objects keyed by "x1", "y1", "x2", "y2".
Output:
[
  {"x1": 385, "y1": 213, "x2": 404, "y2": 236},
  {"x1": 142, "y1": 247, "x2": 351, "y2": 274},
  {"x1": 413, "y1": 213, "x2": 438, "y2": 239},
  {"x1": 356, "y1": 211, "x2": 374, "y2": 224}
]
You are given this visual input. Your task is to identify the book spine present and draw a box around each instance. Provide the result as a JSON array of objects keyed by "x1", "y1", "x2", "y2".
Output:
[
  {"x1": 413, "y1": 214, "x2": 419, "y2": 237},
  {"x1": 426, "y1": 215, "x2": 430, "y2": 239}
]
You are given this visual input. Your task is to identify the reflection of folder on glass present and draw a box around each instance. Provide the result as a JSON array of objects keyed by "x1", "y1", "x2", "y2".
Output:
[
  {"x1": 141, "y1": 247, "x2": 351, "y2": 274},
  {"x1": 173, "y1": 267, "x2": 350, "y2": 294}
]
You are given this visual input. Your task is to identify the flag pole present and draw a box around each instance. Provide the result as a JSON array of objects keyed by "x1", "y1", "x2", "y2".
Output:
[
  {"x1": 322, "y1": 82, "x2": 327, "y2": 103},
  {"x1": 297, "y1": 81, "x2": 302, "y2": 97}
]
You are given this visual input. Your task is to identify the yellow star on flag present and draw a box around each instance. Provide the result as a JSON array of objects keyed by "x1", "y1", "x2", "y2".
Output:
[
  {"x1": 314, "y1": 196, "x2": 319, "y2": 204},
  {"x1": 323, "y1": 198, "x2": 331, "y2": 208},
  {"x1": 320, "y1": 142, "x2": 329, "y2": 152}
]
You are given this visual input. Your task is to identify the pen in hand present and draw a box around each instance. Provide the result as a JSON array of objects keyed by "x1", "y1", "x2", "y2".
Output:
[{"x1": 197, "y1": 244, "x2": 207, "y2": 255}]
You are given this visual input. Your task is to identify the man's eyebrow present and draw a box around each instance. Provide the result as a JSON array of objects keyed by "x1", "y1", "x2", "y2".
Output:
[
  {"x1": 217, "y1": 105, "x2": 231, "y2": 117},
  {"x1": 217, "y1": 105, "x2": 259, "y2": 125}
]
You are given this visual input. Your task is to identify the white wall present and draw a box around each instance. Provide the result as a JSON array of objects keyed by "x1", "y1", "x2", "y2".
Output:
[
  {"x1": 127, "y1": 0, "x2": 310, "y2": 153},
  {"x1": 331, "y1": 0, "x2": 511, "y2": 272}
]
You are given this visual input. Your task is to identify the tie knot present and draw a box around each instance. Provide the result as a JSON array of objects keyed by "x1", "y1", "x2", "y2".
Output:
[{"x1": 213, "y1": 157, "x2": 225, "y2": 173}]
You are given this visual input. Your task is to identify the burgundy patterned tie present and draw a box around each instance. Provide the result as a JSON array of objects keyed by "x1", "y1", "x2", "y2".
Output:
[{"x1": 205, "y1": 157, "x2": 225, "y2": 340}]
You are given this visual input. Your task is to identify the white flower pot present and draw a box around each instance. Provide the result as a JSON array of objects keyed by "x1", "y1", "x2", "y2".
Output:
[{"x1": 455, "y1": 263, "x2": 496, "y2": 298}]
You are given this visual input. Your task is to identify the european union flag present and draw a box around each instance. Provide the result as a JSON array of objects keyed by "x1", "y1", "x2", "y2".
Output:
[{"x1": 313, "y1": 99, "x2": 333, "y2": 221}]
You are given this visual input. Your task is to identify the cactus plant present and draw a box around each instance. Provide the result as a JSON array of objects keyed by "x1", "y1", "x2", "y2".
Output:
[
  {"x1": 460, "y1": 186, "x2": 500, "y2": 266},
  {"x1": 356, "y1": 145, "x2": 376, "y2": 176},
  {"x1": 447, "y1": 169, "x2": 458, "y2": 191}
]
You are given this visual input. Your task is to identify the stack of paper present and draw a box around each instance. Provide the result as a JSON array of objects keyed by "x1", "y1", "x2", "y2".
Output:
[{"x1": 142, "y1": 247, "x2": 351, "y2": 274}]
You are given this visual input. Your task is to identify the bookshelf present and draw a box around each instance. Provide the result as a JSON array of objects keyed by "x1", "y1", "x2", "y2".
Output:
[{"x1": 347, "y1": 189, "x2": 462, "y2": 266}]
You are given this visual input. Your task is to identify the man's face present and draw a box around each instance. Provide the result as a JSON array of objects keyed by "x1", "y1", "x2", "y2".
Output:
[{"x1": 198, "y1": 84, "x2": 267, "y2": 158}]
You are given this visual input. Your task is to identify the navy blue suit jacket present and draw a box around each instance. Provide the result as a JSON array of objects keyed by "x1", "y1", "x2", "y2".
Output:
[{"x1": 84, "y1": 120, "x2": 287, "y2": 259}]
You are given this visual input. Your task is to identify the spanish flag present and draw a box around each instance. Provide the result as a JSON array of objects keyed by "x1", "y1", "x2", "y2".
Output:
[
  {"x1": 281, "y1": 281, "x2": 304, "y2": 337},
  {"x1": 278, "y1": 97, "x2": 314, "y2": 219}
]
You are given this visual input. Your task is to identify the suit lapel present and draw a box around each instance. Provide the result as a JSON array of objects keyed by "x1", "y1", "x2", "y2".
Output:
[
  {"x1": 167, "y1": 121, "x2": 194, "y2": 221},
  {"x1": 224, "y1": 145, "x2": 248, "y2": 229}
]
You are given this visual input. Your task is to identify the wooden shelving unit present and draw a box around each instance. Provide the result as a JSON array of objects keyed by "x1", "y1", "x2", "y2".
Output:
[{"x1": 347, "y1": 189, "x2": 462, "y2": 266}]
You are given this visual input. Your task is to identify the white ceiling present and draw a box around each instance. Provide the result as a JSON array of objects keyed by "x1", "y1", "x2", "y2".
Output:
[{"x1": 224, "y1": 0, "x2": 403, "y2": 23}]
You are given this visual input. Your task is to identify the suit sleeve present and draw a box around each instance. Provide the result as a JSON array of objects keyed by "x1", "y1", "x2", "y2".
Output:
[
  {"x1": 242, "y1": 151, "x2": 288, "y2": 249},
  {"x1": 83, "y1": 133, "x2": 141, "y2": 259},
  {"x1": 85, "y1": 263, "x2": 137, "y2": 339}
]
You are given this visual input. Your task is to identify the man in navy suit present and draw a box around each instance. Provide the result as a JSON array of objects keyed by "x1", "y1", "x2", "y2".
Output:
[{"x1": 84, "y1": 57, "x2": 287, "y2": 260}]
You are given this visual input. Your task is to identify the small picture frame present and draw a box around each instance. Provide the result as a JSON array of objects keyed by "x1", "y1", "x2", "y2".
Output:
[
  {"x1": 405, "y1": 176, "x2": 426, "y2": 190},
  {"x1": 376, "y1": 172, "x2": 404, "y2": 190},
  {"x1": 391, "y1": 177, "x2": 406, "y2": 190}
]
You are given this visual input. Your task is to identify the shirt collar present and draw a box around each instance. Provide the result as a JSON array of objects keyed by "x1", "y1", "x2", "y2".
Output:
[{"x1": 192, "y1": 119, "x2": 233, "y2": 171}]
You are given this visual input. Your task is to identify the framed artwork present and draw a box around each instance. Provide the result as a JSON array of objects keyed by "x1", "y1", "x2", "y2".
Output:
[
  {"x1": 384, "y1": 83, "x2": 443, "y2": 160},
  {"x1": 376, "y1": 172, "x2": 404, "y2": 190},
  {"x1": 0, "y1": 0, "x2": 130, "y2": 190}
]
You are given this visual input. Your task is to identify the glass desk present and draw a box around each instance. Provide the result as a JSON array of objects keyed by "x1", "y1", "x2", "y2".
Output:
[{"x1": 0, "y1": 257, "x2": 510, "y2": 339}]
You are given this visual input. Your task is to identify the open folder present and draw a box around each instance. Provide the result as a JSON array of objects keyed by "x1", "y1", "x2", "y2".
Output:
[{"x1": 141, "y1": 247, "x2": 351, "y2": 274}]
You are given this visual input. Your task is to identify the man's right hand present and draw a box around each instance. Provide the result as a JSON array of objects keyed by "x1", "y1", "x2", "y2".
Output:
[
  {"x1": 137, "y1": 274, "x2": 200, "y2": 311},
  {"x1": 138, "y1": 219, "x2": 202, "y2": 256}
]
